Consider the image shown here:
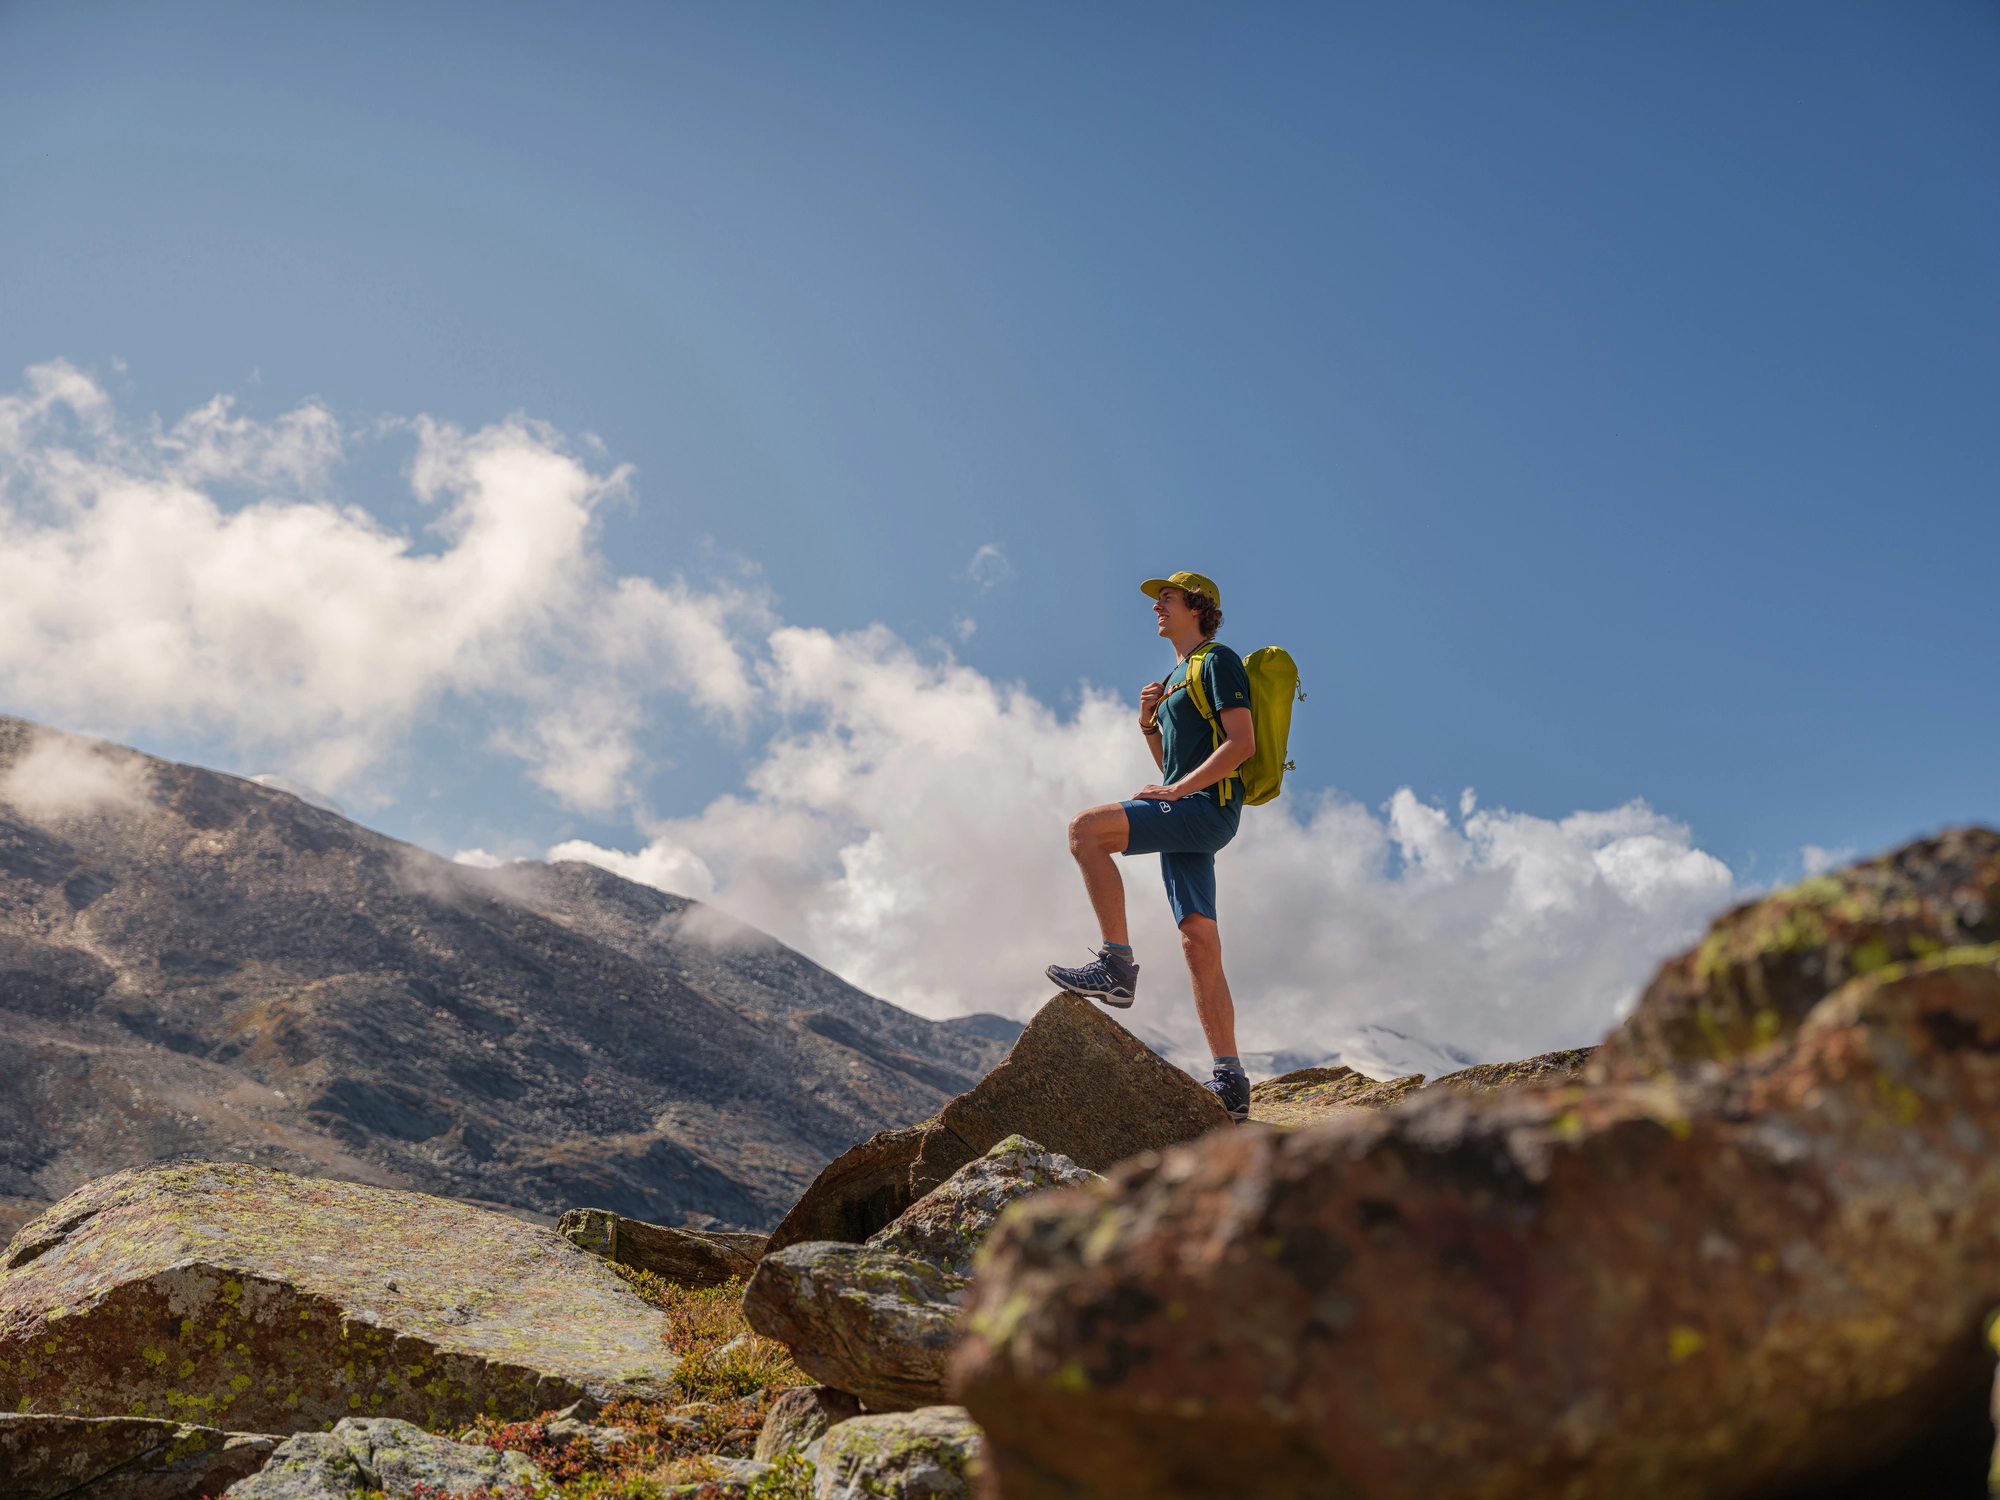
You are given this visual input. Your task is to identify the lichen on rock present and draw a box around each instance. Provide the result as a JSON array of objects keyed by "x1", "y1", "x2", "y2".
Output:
[
  {"x1": 952, "y1": 833, "x2": 2000, "y2": 1500},
  {"x1": 742, "y1": 1244, "x2": 964, "y2": 1411},
  {"x1": 0, "y1": 1161, "x2": 678, "y2": 1434},
  {"x1": 222, "y1": 1415, "x2": 542, "y2": 1497},
  {"x1": 866, "y1": 1135, "x2": 1099, "y2": 1278},
  {"x1": 809, "y1": 1405, "x2": 983, "y2": 1500}
]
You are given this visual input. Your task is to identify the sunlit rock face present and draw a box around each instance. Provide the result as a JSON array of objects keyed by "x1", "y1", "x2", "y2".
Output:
[{"x1": 0, "y1": 1162, "x2": 677, "y2": 1433}]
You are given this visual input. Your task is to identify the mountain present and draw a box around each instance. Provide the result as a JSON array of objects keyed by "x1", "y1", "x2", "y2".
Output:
[{"x1": 0, "y1": 717, "x2": 1018, "y2": 1237}]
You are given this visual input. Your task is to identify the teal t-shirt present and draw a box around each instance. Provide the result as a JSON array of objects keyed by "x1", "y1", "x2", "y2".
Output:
[{"x1": 1156, "y1": 643, "x2": 1252, "y2": 824}]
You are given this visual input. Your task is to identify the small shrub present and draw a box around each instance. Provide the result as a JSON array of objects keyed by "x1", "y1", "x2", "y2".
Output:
[
  {"x1": 441, "y1": 1270, "x2": 809, "y2": 1497},
  {"x1": 611, "y1": 1268, "x2": 811, "y2": 1404},
  {"x1": 745, "y1": 1451, "x2": 816, "y2": 1500}
]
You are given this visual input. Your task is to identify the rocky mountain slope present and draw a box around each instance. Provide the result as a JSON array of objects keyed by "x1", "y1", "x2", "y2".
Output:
[{"x1": 0, "y1": 717, "x2": 1016, "y2": 1235}]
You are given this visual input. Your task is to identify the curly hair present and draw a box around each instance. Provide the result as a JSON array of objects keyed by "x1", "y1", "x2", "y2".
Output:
[{"x1": 1178, "y1": 587, "x2": 1224, "y2": 640}]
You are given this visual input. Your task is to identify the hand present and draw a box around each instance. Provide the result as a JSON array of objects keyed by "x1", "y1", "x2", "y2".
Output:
[
  {"x1": 1133, "y1": 782, "x2": 1183, "y2": 802},
  {"x1": 1138, "y1": 680, "x2": 1165, "y2": 730}
]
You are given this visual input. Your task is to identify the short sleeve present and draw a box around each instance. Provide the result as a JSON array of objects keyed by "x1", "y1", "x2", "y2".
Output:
[{"x1": 1208, "y1": 646, "x2": 1252, "y2": 711}]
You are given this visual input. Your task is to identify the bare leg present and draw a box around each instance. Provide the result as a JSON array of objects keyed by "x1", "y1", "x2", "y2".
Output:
[
  {"x1": 1179, "y1": 914, "x2": 1238, "y2": 1058},
  {"x1": 1066, "y1": 803, "x2": 1132, "y2": 946}
]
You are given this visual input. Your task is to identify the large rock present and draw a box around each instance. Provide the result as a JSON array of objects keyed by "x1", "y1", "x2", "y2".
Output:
[
  {"x1": 767, "y1": 1124, "x2": 976, "y2": 1252},
  {"x1": 754, "y1": 1384, "x2": 863, "y2": 1461},
  {"x1": 953, "y1": 841, "x2": 2000, "y2": 1499},
  {"x1": 557, "y1": 1206, "x2": 766, "y2": 1287},
  {"x1": 0, "y1": 1162, "x2": 678, "y2": 1434},
  {"x1": 770, "y1": 995, "x2": 1226, "y2": 1251},
  {"x1": 811, "y1": 1406, "x2": 984, "y2": 1500},
  {"x1": 1597, "y1": 826, "x2": 2000, "y2": 1078},
  {"x1": 741, "y1": 1243, "x2": 964, "y2": 1411},
  {"x1": 936, "y1": 994, "x2": 1228, "y2": 1168},
  {"x1": 869, "y1": 1135, "x2": 1098, "y2": 1278},
  {"x1": 222, "y1": 1416, "x2": 542, "y2": 1498},
  {"x1": 746, "y1": 1137, "x2": 1101, "y2": 1411},
  {"x1": 0, "y1": 1413, "x2": 278, "y2": 1500}
]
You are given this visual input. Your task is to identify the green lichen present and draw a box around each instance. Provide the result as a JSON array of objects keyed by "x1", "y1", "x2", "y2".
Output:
[{"x1": 0, "y1": 1162, "x2": 677, "y2": 1434}]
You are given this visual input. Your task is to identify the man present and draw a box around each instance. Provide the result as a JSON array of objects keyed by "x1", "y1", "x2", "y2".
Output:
[{"x1": 1046, "y1": 570, "x2": 1256, "y2": 1121}]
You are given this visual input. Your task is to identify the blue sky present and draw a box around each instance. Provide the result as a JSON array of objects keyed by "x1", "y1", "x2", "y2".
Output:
[{"x1": 1, "y1": 2, "x2": 1995, "y2": 1057}]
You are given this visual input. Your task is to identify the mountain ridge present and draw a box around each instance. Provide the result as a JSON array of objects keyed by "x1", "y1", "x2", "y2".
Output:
[{"x1": 0, "y1": 717, "x2": 1017, "y2": 1236}]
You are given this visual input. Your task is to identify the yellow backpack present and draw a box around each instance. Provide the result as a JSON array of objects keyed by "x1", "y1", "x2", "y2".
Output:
[{"x1": 1184, "y1": 643, "x2": 1303, "y2": 807}]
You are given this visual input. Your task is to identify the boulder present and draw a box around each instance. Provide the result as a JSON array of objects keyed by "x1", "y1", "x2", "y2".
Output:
[
  {"x1": 746, "y1": 1137, "x2": 1100, "y2": 1412},
  {"x1": 770, "y1": 995, "x2": 1225, "y2": 1251},
  {"x1": 0, "y1": 1161, "x2": 678, "y2": 1434},
  {"x1": 221, "y1": 1416, "x2": 542, "y2": 1498},
  {"x1": 810, "y1": 1406, "x2": 984, "y2": 1500},
  {"x1": 754, "y1": 1384, "x2": 863, "y2": 1462},
  {"x1": 557, "y1": 1207, "x2": 766, "y2": 1287},
  {"x1": 769, "y1": 1123, "x2": 976, "y2": 1252},
  {"x1": 1597, "y1": 826, "x2": 2000, "y2": 1079},
  {"x1": 0, "y1": 1413, "x2": 278, "y2": 1500},
  {"x1": 742, "y1": 1243, "x2": 964, "y2": 1411},
  {"x1": 953, "y1": 842, "x2": 2000, "y2": 1499},
  {"x1": 936, "y1": 993, "x2": 1228, "y2": 1169},
  {"x1": 868, "y1": 1135, "x2": 1099, "y2": 1277}
]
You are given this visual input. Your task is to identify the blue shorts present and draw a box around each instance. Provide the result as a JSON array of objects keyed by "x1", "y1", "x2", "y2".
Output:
[{"x1": 1120, "y1": 795, "x2": 1238, "y2": 924}]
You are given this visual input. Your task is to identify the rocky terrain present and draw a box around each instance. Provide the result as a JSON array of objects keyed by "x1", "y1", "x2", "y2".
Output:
[
  {"x1": 0, "y1": 983, "x2": 1231, "y2": 1498},
  {"x1": 7, "y1": 744, "x2": 1998, "y2": 1498},
  {"x1": 956, "y1": 827, "x2": 2000, "y2": 1498},
  {"x1": 0, "y1": 717, "x2": 1015, "y2": 1237}
]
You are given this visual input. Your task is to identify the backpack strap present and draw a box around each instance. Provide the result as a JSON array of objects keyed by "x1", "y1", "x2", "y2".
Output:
[{"x1": 1182, "y1": 642, "x2": 1230, "y2": 807}]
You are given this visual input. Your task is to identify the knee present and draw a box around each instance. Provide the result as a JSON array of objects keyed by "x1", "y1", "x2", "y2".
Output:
[
  {"x1": 1179, "y1": 917, "x2": 1220, "y2": 957},
  {"x1": 1069, "y1": 807, "x2": 1120, "y2": 855}
]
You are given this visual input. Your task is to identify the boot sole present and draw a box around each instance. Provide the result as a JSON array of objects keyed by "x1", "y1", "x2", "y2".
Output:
[{"x1": 1046, "y1": 967, "x2": 1135, "y2": 1009}]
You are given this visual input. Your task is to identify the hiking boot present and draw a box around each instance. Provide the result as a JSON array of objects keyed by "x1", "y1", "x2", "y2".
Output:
[
  {"x1": 1045, "y1": 948, "x2": 1139, "y2": 1009},
  {"x1": 1205, "y1": 1067, "x2": 1251, "y2": 1123}
]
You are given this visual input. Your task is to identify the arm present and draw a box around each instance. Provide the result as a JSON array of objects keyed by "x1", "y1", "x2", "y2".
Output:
[{"x1": 1135, "y1": 707, "x2": 1253, "y2": 801}]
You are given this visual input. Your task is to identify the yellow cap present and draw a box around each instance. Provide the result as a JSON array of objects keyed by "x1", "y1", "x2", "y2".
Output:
[{"x1": 1140, "y1": 571, "x2": 1221, "y2": 606}]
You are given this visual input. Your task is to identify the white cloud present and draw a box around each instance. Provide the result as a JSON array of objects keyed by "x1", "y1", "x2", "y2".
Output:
[
  {"x1": 1801, "y1": 843, "x2": 1856, "y2": 878},
  {"x1": 1, "y1": 364, "x2": 1742, "y2": 1073},
  {"x1": 249, "y1": 774, "x2": 347, "y2": 816},
  {"x1": 0, "y1": 362, "x2": 763, "y2": 812},
  {"x1": 0, "y1": 726, "x2": 152, "y2": 822},
  {"x1": 553, "y1": 624, "x2": 1738, "y2": 1069},
  {"x1": 964, "y1": 542, "x2": 1013, "y2": 589}
]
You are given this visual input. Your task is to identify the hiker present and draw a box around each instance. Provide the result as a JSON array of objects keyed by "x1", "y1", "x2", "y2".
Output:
[{"x1": 1046, "y1": 570, "x2": 1257, "y2": 1121}]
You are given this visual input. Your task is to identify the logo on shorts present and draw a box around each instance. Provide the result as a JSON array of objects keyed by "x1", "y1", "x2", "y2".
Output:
[{"x1": 1156, "y1": 802, "x2": 1172, "y2": 812}]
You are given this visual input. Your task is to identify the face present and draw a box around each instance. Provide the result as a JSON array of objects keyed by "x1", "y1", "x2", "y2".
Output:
[{"x1": 1152, "y1": 587, "x2": 1197, "y2": 636}]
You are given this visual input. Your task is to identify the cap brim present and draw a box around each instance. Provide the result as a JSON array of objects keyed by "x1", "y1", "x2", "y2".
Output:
[{"x1": 1139, "y1": 578, "x2": 1172, "y2": 599}]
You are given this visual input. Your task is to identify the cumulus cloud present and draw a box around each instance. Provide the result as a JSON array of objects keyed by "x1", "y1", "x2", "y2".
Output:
[
  {"x1": 552, "y1": 626, "x2": 1737, "y2": 1069},
  {"x1": 0, "y1": 362, "x2": 763, "y2": 811},
  {"x1": 2, "y1": 363, "x2": 1742, "y2": 1071}
]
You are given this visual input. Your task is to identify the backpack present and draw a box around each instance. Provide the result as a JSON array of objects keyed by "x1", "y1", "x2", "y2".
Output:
[{"x1": 1184, "y1": 643, "x2": 1302, "y2": 807}]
